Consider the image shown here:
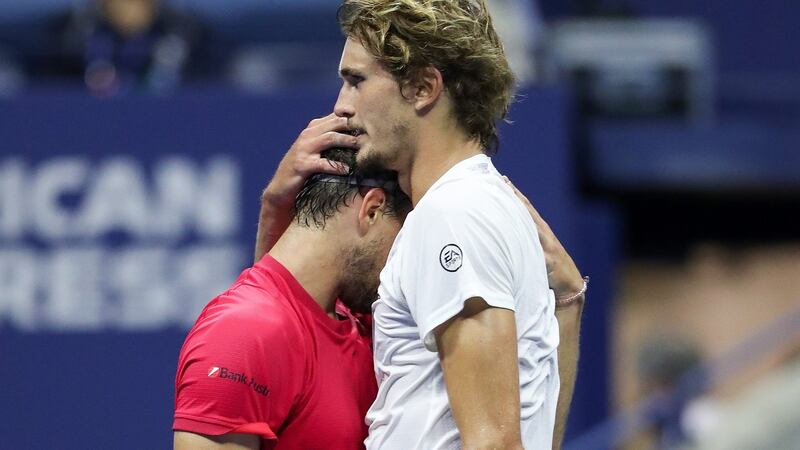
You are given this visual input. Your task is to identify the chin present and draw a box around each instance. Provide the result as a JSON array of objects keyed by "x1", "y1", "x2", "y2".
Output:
[{"x1": 357, "y1": 147, "x2": 397, "y2": 173}]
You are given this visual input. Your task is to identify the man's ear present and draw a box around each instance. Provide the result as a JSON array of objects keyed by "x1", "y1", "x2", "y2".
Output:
[
  {"x1": 357, "y1": 188, "x2": 387, "y2": 235},
  {"x1": 401, "y1": 66, "x2": 444, "y2": 113}
]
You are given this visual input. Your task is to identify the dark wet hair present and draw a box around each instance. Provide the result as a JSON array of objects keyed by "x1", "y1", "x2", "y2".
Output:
[{"x1": 293, "y1": 148, "x2": 411, "y2": 228}]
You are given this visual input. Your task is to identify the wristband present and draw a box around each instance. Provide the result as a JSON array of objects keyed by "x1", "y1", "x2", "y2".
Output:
[{"x1": 555, "y1": 276, "x2": 588, "y2": 308}]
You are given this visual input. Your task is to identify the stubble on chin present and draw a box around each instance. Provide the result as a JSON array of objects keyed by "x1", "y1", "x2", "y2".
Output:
[
  {"x1": 356, "y1": 121, "x2": 413, "y2": 173},
  {"x1": 357, "y1": 149, "x2": 394, "y2": 175}
]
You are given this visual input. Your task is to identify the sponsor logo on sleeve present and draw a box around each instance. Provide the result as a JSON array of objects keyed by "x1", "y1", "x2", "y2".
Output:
[
  {"x1": 207, "y1": 366, "x2": 270, "y2": 397},
  {"x1": 439, "y1": 244, "x2": 463, "y2": 272}
]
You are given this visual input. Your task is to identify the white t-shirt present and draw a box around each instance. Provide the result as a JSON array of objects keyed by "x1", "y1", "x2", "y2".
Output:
[{"x1": 365, "y1": 154, "x2": 560, "y2": 449}]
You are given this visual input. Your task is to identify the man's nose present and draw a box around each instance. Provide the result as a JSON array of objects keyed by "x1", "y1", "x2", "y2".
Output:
[{"x1": 334, "y1": 87, "x2": 355, "y2": 119}]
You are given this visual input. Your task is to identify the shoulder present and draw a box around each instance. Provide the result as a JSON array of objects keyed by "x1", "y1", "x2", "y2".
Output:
[
  {"x1": 175, "y1": 286, "x2": 309, "y2": 400},
  {"x1": 182, "y1": 285, "x2": 305, "y2": 361},
  {"x1": 397, "y1": 173, "x2": 530, "y2": 275},
  {"x1": 411, "y1": 174, "x2": 517, "y2": 233}
]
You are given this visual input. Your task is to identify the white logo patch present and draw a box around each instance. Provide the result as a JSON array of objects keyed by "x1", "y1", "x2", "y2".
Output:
[{"x1": 439, "y1": 244, "x2": 463, "y2": 272}]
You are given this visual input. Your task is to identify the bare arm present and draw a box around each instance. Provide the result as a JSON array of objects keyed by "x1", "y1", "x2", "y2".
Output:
[
  {"x1": 435, "y1": 299, "x2": 524, "y2": 450},
  {"x1": 254, "y1": 189, "x2": 293, "y2": 262},
  {"x1": 253, "y1": 113, "x2": 356, "y2": 262},
  {"x1": 553, "y1": 297, "x2": 584, "y2": 449},
  {"x1": 503, "y1": 176, "x2": 585, "y2": 450},
  {"x1": 174, "y1": 431, "x2": 261, "y2": 450}
]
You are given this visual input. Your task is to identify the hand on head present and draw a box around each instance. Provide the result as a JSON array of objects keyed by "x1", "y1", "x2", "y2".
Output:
[{"x1": 263, "y1": 113, "x2": 359, "y2": 209}]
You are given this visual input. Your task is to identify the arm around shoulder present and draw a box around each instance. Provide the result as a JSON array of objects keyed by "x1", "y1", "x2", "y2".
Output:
[{"x1": 501, "y1": 175, "x2": 586, "y2": 449}]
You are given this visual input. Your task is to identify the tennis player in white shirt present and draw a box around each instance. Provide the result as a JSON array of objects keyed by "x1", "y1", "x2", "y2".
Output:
[{"x1": 332, "y1": 1, "x2": 585, "y2": 448}]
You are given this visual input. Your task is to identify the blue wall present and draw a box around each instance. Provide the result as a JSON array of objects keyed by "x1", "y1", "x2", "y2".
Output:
[{"x1": 0, "y1": 86, "x2": 614, "y2": 448}]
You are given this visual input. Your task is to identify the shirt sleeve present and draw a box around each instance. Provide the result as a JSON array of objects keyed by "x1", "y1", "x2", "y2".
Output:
[
  {"x1": 173, "y1": 299, "x2": 305, "y2": 445},
  {"x1": 401, "y1": 186, "x2": 517, "y2": 352}
]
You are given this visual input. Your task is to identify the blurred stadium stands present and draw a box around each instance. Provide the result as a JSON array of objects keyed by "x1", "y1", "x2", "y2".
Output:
[{"x1": 1, "y1": 1, "x2": 799, "y2": 449}]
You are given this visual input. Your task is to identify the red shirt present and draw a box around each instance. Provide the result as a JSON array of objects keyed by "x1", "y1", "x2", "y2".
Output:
[{"x1": 174, "y1": 255, "x2": 377, "y2": 449}]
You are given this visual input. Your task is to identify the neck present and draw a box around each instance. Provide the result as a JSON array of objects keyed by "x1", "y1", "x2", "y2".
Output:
[
  {"x1": 398, "y1": 123, "x2": 483, "y2": 206},
  {"x1": 268, "y1": 224, "x2": 341, "y2": 317}
]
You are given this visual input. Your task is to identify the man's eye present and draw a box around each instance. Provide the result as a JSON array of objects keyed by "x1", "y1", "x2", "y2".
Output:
[{"x1": 349, "y1": 76, "x2": 364, "y2": 87}]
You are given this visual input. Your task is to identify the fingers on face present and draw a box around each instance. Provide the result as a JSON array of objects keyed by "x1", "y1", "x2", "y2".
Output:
[
  {"x1": 315, "y1": 131, "x2": 358, "y2": 150},
  {"x1": 293, "y1": 115, "x2": 353, "y2": 177},
  {"x1": 303, "y1": 117, "x2": 356, "y2": 156},
  {"x1": 307, "y1": 113, "x2": 338, "y2": 128},
  {"x1": 309, "y1": 114, "x2": 350, "y2": 133}
]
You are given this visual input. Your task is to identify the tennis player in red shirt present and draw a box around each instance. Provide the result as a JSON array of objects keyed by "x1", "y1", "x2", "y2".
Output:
[{"x1": 173, "y1": 147, "x2": 411, "y2": 449}]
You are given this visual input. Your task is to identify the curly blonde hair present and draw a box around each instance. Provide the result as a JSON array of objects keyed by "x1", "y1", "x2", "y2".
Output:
[{"x1": 338, "y1": 0, "x2": 515, "y2": 154}]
